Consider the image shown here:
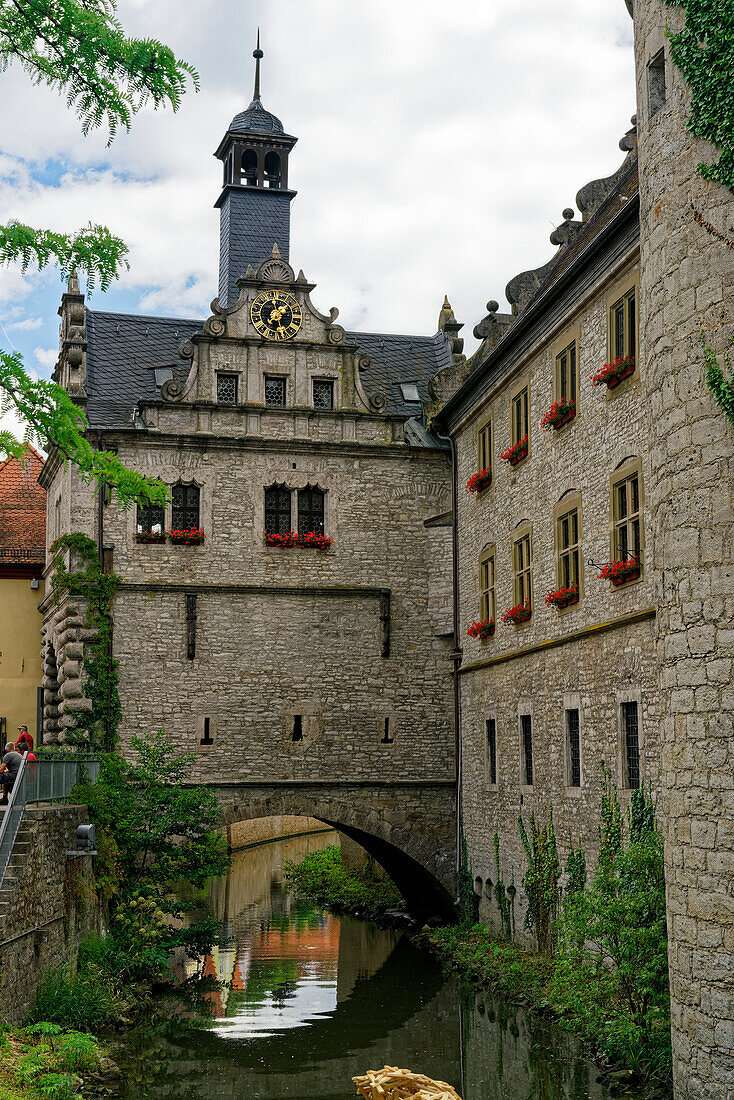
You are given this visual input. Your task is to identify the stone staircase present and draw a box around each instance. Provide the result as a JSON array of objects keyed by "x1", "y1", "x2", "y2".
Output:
[{"x1": 0, "y1": 811, "x2": 40, "y2": 933}]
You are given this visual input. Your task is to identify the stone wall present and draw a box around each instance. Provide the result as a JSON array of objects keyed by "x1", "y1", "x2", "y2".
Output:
[
  {"x1": 0, "y1": 804, "x2": 100, "y2": 1024},
  {"x1": 632, "y1": 1, "x2": 734, "y2": 1095},
  {"x1": 227, "y1": 814, "x2": 330, "y2": 850}
]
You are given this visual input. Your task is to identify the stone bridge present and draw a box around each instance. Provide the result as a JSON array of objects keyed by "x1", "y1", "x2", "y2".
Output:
[{"x1": 203, "y1": 780, "x2": 458, "y2": 920}]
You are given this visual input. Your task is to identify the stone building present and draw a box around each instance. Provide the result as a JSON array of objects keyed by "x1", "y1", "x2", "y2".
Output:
[
  {"x1": 38, "y1": 50, "x2": 458, "y2": 908},
  {"x1": 432, "y1": 121, "x2": 660, "y2": 912},
  {"x1": 0, "y1": 445, "x2": 45, "y2": 740}
]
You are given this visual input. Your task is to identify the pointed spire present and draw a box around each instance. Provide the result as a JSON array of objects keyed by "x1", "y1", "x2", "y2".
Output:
[{"x1": 253, "y1": 28, "x2": 263, "y2": 101}]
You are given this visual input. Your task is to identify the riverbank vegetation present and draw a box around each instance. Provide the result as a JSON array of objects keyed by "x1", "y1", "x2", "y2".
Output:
[
  {"x1": 427, "y1": 777, "x2": 671, "y2": 1090},
  {"x1": 284, "y1": 845, "x2": 404, "y2": 922},
  {"x1": 30, "y1": 733, "x2": 231, "y2": 1031},
  {"x1": 0, "y1": 1024, "x2": 112, "y2": 1100}
]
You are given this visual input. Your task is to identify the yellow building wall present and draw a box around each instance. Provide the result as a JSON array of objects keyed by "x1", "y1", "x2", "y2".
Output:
[{"x1": 0, "y1": 577, "x2": 44, "y2": 742}]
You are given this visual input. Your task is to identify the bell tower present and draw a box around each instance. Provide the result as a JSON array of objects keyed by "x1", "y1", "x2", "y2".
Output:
[{"x1": 214, "y1": 33, "x2": 297, "y2": 307}]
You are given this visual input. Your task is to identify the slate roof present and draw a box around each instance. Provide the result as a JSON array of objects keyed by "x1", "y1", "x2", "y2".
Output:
[
  {"x1": 83, "y1": 310, "x2": 452, "y2": 428},
  {"x1": 346, "y1": 330, "x2": 453, "y2": 416},
  {"x1": 228, "y1": 99, "x2": 285, "y2": 136},
  {"x1": 85, "y1": 311, "x2": 201, "y2": 429},
  {"x1": 0, "y1": 445, "x2": 45, "y2": 564}
]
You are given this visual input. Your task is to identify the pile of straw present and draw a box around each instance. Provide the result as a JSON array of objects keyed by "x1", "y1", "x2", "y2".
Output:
[{"x1": 353, "y1": 1066, "x2": 461, "y2": 1100}]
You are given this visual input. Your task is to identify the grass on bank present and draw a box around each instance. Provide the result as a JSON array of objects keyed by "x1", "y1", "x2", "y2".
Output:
[
  {"x1": 283, "y1": 845, "x2": 404, "y2": 921},
  {"x1": 0, "y1": 1024, "x2": 109, "y2": 1100}
]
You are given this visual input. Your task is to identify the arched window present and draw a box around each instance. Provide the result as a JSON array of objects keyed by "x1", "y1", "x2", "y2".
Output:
[
  {"x1": 136, "y1": 501, "x2": 164, "y2": 536},
  {"x1": 171, "y1": 482, "x2": 200, "y2": 531},
  {"x1": 298, "y1": 485, "x2": 325, "y2": 535},
  {"x1": 264, "y1": 484, "x2": 291, "y2": 534},
  {"x1": 264, "y1": 151, "x2": 281, "y2": 189},
  {"x1": 242, "y1": 149, "x2": 258, "y2": 186}
]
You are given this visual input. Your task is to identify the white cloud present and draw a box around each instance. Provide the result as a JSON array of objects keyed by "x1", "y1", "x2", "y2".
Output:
[
  {"x1": 7, "y1": 316, "x2": 43, "y2": 331},
  {"x1": 33, "y1": 346, "x2": 58, "y2": 370},
  {"x1": 0, "y1": 0, "x2": 636, "y2": 351}
]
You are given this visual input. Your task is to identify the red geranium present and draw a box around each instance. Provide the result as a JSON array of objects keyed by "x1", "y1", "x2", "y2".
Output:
[
  {"x1": 501, "y1": 602, "x2": 532, "y2": 625},
  {"x1": 540, "y1": 398, "x2": 576, "y2": 431},
  {"x1": 590, "y1": 354, "x2": 636, "y2": 388},
  {"x1": 499, "y1": 437, "x2": 528, "y2": 466},
  {"x1": 167, "y1": 528, "x2": 206, "y2": 545},
  {"x1": 264, "y1": 530, "x2": 333, "y2": 550},
  {"x1": 597, "y1": 559, "x2": 640, "y2": 585},
  {"x1": 468, "y1": 619, "x2": 495, "y2": 639},
  {"x1": 466, "y1": 468, "x2": 492, "y2": 493},
  {"x1": 545, "y1": 584, "x2": 579, "y2": 608}
]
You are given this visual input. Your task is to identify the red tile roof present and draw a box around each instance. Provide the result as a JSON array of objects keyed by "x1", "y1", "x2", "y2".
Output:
[{"x1": 0, "y1": 445, "x2": 46, "y2": 564}]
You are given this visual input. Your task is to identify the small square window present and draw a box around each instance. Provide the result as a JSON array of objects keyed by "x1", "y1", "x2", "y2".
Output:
[
  {"x1": 265, "y1": 376, "x2": 286, "y2": 407},
  {"x1": 313, "y1": 379, "x2": 334, "y2": 410},
  {"x1": 400, "y1": 382, "x2": 421, "y2": 404},
  {"x1": 217, "y1": 373, "x2": 238, "y2": 405}
]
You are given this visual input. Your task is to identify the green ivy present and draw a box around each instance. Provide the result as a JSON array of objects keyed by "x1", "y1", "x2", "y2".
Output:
[
  {"x1": 51, "y1": 533, "x2": 120, "y2": 751},
  {"x1": 664, "y1": 0, "x2": 734, "y2": 190},
  {"x1": 702, "y1": 333, "x2": 734, "y2": 425},
  {"x1": 519, "y1": 809, "x2": 560, "y2": 957},
  {"x1": 493, "y1": 832, "x2": 515, "y2": 940}
]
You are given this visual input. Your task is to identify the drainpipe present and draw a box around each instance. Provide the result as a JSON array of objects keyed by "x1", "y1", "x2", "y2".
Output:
[{"x1": 435, "y1": 430, "x2": 463, "y2": 908}]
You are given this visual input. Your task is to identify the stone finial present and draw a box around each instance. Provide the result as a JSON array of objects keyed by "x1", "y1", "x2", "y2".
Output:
[
  {"x1": 576, "y1": 117, "x2": 637, "y2": 222},
  {"x1": 550, "y1": 209, "x2": 582, "y2": 248},
  {"x1": 245, "y1": 264, "x2": 256, "y2": 279},
  {"x1": 270, "y1": 242, "x2": 282, "y2": 259},
  {"x1": 438, "y1": 295, "x2": 465, "y2": 363},
  {"x1": 67, "y1": 269, "x2": 80, "y2": 295},
  {"x1": 473, "y1": 300, "x2": 514, "y2": 344}
]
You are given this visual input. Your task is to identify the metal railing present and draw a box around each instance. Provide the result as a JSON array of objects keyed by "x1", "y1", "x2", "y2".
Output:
[{"x1": 0, "y1": 753, "x2": 101, "y2": 888}]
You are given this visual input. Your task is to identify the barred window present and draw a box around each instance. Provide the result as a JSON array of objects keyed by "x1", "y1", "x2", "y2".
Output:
[
  {"x1": 623, "y1": 701, "x2": 640, "y2": 789},
  {"x1": 298, "y1": 485, "x2": 325, "y2": 535},
  {"x1": 557, "y1": 507, "x2": 580, "y2": 591},
  {"x1": 136, "y1": 502, "x2": 164, "y2": 536},
  {"x1": 486, "y1": 718, "x2": 497, "y2": 786},
  {"x1": 479, "y1": 551, "x2": 495, "y2": 623},
  {"x1": 217, "y1": 373, "x2": 238, "y2": 405},
  {"x1": 566, "y1": 708, "x2": 581, "y2": 787},
  {"x1": 521, "y1": 713, "x2": 533, "y2": 786},
  {"x1": 265, "y1": 484, "x2": 291, "y2": 534},
  {"x1": 313, "y1": 379, "x2": 334, "y2": 410},
  {"x1": 265, "y1": 376, "x2": 286, "y2": 407},
  {"x1": 613, "y1": 470, "x2": 641, "y2": 565},
  {"x1": 171, "y1": 483, "x2": 200, "y2": 530},
  {"x1": 513, "y1": 532, "x2": 532, "y2": 610}
]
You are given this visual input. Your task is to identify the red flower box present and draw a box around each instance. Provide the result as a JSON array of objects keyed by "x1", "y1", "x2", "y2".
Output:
[
  {"x1": 168, "y1": 528, "x2": 206, "y2": 545},
  {"x1": 135, "y1": 532, "x2": 166, "y2": 544},
  {"x1": 597, "y1": 560, "x2": 641, "y2": 586},
  {"x1": 501, "y1": 603, "x2": 532, "y2": 625},
  {"x1": 541, "y1": 399, "x2": 576, "y2": 431},
  {"x1": 545, "y1": 585, "x2": 579, "y2": 609},
  {"x1": 466, "y1": 468, "x2": 492, "y2": 493},
  {"x1": 590, "y1": 354, "x2": 636, "y2": 389},
  {"x1": 468, "y1": 619, "x2": 495, "y2": 640},
  {"x1": 500, "y1": 437, "x2": 528, "y2": 467},
  {"x1": 264, "y1": 530, "x2": 333, "y2": 551}
]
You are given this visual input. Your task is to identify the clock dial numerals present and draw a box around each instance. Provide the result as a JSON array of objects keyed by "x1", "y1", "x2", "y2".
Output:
[{"x1": 250, "y1": 291, "x2": 303, "y2": 341}]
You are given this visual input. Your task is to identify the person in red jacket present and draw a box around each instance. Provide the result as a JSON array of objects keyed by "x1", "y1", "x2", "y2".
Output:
[{"x1": 15, "y1": 725, "x2": 33, "y2": 753}]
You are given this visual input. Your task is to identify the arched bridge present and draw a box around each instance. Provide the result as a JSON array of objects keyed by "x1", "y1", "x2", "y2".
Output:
[{"x1": 203, "y1": 780, "x2": 457, "y2": 920}]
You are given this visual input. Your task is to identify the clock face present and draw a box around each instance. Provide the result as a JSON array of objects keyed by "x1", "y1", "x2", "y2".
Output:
[{"x1": 250, "y1": 291, "x2": 303, "y2": 341}]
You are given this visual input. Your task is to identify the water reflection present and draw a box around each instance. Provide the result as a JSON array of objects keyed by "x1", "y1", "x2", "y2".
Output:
[{"x1": 114, "y1": 825, "x2": 643, "y2": 1100}]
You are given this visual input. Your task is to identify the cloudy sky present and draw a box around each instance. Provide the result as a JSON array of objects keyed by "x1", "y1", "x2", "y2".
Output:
[{"x1": 0, "y1": 0, "x2": 635, "y2": 441}]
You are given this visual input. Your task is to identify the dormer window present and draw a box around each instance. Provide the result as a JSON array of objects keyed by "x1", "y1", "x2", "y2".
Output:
[
  {"x1": 265, "y1": 376, "x2": 286, "y2": 407},
  {"x1": 400, "y1": 382, "x2": 421, "y2": 404},
  {"x1": 217, "y1": 373, "x2": 238, "y2": 405},
  {"x1": 313, "y1": 379, "x2": 334, "y2": 410}
]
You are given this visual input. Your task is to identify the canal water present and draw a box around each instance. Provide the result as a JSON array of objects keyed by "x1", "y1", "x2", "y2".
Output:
[{"x1": 114, "y1": 828, "x2": 639, "y2": 1100}]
